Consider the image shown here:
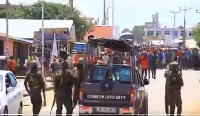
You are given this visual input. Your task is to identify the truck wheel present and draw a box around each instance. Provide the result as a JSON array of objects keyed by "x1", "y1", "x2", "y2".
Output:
[{"x1": 4, "y1": 107, "x2": 8, "y2": 116}]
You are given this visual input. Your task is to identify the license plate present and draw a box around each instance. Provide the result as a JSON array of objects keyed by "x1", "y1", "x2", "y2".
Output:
[{"x1": 96, "y1": 107, "x2": 117, "y2": 113}]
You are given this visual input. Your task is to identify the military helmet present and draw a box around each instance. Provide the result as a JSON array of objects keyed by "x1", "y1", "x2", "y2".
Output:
[
  {"x1": 77, "y1": 58, "x2": 84, "y2": 65},
  {"x1": 29, "y1": 60, "x2": 37, "y2": 68},
  {"x1": 168, "y1": 62, "x2": 179, "y2": 72}
]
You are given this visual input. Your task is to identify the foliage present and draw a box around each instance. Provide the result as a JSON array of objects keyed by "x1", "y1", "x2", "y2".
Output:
[
  {"x1": 131, "y1": 25, "x2": 145, "y2": 43},
  {"x1": 192, "y1": 24, "x2": 200, "y2": 47},
  {"x1": 121, "y1": 28, "x2": 130, "y2": 33},
  {"x1": 0, "y1": 1, "x2": 92, "y2": 41}
]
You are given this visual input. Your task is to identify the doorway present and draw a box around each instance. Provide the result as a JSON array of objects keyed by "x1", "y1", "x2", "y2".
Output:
[{"x1": 0, "y1": 40, "x2": 4, "y2": 55}]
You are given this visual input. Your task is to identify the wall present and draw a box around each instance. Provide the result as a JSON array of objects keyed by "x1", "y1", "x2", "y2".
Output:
[{"x1": 3, "y1": 40, "x2": 13, "y2": 56}]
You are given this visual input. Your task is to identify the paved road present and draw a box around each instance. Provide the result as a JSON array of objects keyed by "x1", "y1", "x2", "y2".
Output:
[{"x1": 22, "y1": 69, "x2": 200, "y2": 115}]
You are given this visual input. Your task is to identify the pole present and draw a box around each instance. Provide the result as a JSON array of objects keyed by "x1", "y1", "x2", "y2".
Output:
[
  {"x1": 179, "y1": 7, "x2": 191, "y2": 48},
  {"x1": 41, "y1": 0, "x2": 45, "y2": 77},
  {"x1": 5, "y1": 0, "x2": 9, "y2": 56},
  {"x1": 169, "y1": 9, "x2": 180, "y2": 45},
  {"x1": 103, "y1": 0, "x2": 106, "y2": 25},
  {"x1": 112, "y1": 0, "x2": 114, "y2": 39},
  {"x1": 106, "y1": 7, "x2": 110, "y2": 25}
]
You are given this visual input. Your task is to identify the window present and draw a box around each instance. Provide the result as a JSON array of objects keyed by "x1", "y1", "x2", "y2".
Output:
[
  {"x1": 165, "y1": 31, "x2": 170, "y2": 35},
  {"x1": 0, "y1": 75, "x2": 3, "y2": 91},
  {"x1": 89, "y1": 66, "x2": 137, "y2": 84},
  {"x1": 173, "y1": 31, "x2": 178, "y2": 37},
  {"x1": 156, "y1": 31, "x2": 161, "y2": 36},
  {"x1": 189, "y1": 31, "x2": 193, "y2": 36},
  {"x1": 181, "y1": 31, "x2": 184, "y2": 36},
  {"x1": 147, "y1": 31, "x2": 154, "y2": 36},
  {"x1": 7, "y1": 73, "x2": 17, "y2": 87}
]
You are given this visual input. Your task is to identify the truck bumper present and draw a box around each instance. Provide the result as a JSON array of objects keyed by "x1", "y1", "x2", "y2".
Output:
[{"x1": 79, "y1": 105, "x2": 135, "y2": 114}]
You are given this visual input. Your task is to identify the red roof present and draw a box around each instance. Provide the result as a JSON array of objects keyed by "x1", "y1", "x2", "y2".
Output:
[{"x1": 84, "y1": 26, "x2": 113, "y2": 41}]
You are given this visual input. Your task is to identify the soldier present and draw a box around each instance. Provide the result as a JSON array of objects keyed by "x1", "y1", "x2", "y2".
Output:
[
  {"x1": 164, "y1": 60, "x2": 184, "y2": 116},
  {"x1": 54, "y1": 52, "x2": 75, "y2": 116},
  {"x1": 73, "y1": 58, "x2": 84, "y2": 109},
  {"x1": 24, "y1": 61, "x2": 46, "y2": 116}
]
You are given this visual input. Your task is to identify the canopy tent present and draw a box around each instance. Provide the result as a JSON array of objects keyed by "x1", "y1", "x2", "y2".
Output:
[{"x1": 87, "y1": 38, "x2": 132, "y2": 52}]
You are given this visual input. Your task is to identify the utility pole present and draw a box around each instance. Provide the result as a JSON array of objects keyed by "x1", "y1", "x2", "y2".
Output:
[
  {"x1": 69, "y1": 0, "x2": 73, "y2": 8},
  {"x1": 5, "y1": 0, "x2": 9, "y2": 56},
  {"x1": 103, "y1": 0, "x2": 106, "y2": 25},
  {"x1": 106, "y1": 7, "x2": 111, "y2": 25},
  {"x1": 112, "y1": 0, "x2": 115, "y2": 39},
  {"x1": 169, "y1": 9, "x2": 180, "y2": 44},
  {"x1": 41, "y1": 0, "x2": 45, "y2": 78},
  {"x1": 179, "y1": 7, "x2": 191, "y2": 48}
]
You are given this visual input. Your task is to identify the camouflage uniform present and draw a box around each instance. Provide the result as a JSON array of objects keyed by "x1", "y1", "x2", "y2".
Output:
[
  {"x1": 164, "y1": 61, "x2": 184, "y2": 116},
  {"x1": 54, "y1": 66, "x2": 76, "y2": 116},
  {"x1": 73, "y1": 58, "x2": 84, "y2": 108},
  {"x1": 24, "y1": 61, "x2": 45, "y2": 116}
]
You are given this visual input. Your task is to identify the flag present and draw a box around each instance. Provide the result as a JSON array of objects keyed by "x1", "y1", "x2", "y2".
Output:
[{"x1": 49, "y1": 32, "x2": 58, "y2": 66}]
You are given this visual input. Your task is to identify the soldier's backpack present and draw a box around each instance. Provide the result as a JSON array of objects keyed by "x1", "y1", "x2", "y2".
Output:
[{"x1": 28, "y1": 72, "x2": 45, "y2": 89}]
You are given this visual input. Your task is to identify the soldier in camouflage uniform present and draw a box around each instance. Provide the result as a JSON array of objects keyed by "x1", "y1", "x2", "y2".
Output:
[
  {"x1": 73, "y1": 58, "x2": 84, "y2": 109},
  {"x1": 54, "y1": 54, "x2": 77, "y2": 116},
  {"x1": 24, "y1": 61, "x2": 46, "y2": 116},
  {"x1": 164, "y1": 61, "x2": 184, "y2": 116}
]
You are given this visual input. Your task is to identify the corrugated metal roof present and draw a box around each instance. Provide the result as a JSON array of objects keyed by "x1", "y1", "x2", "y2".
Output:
[{"x1": 0, "y1": 19, "x2": 73, "y2": 38}]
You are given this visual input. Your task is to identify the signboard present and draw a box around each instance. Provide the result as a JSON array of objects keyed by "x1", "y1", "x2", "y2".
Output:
[
  {"x1": 85, "y1": 94, "x2": 129, "y2": 100},
  {"x1": 34, "y1": 28, "x2": 70, "y2": 42}
]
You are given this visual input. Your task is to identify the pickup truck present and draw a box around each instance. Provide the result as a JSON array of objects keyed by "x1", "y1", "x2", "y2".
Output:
[
  {"x1": 78, "y1": 64, "x2": 149, "y2": 115},
  {"x1": 0, "y1": 70, "x2": 23, "y2": 115}
]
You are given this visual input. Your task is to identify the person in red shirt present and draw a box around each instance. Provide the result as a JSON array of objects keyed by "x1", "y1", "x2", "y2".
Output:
[
  {"x1": 8, "y1": 56, "x2": 16, "y2": 75},
  {"x1": 141, "y1": 52, "x2": 149, "y2": 79}
]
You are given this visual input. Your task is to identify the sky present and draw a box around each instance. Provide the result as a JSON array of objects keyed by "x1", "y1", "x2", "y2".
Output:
[{"x1": 1, "y1": 0, "x2": 200, "y2": 31}]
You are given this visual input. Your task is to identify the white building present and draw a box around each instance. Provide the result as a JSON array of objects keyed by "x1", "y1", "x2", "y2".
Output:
[
  {"x1": 143, "y1": 13, "x2": 193, "y2": 43},
  {"x1": 144, "y1": 27, "x2": 193, "y2": 39}
]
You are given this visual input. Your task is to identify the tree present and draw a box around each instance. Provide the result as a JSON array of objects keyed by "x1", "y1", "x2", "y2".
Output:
[
  {"x1": 121, "y1": 28, "x2": 130, "y2": 33},
  {"x1": 131, "y1": 25, "x2": 145, "y2": 43},
  {"x1": 0, "y1": 1, "x2": 92, "y2": 41},
  {"x1": 192, "y1": 24, "x2": 200, "y2": 47}
]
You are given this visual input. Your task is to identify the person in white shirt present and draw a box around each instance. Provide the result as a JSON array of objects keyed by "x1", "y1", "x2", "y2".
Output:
[{"x1": 102, "y1": 52, "x2": 110, "y2": 65}]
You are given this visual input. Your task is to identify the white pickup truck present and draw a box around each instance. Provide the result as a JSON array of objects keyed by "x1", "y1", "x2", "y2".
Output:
[{"x1": 0, "y1": 70, "x2": 23, "y2": 115}]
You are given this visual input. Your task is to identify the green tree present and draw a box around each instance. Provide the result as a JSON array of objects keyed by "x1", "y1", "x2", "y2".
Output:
[
  {"x1": 192, "y1": 24, "x2": 200, "y2": 47},
  {"x1": 0, "y1": 1, "x2": 92, "y2": 41},
  {"x1": 131, "y1": 25, "x2": 145, "y2": 43},
  {"x1": 121, "y1": 28, "x2": 130, "y2": 33}
]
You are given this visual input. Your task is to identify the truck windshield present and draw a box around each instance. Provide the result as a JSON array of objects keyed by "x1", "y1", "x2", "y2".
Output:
[
  {"x1": 89, "y1": 66, "x2": 135, "y2": 84},
  {"x1": 0, "y1": 75, "x2": 3, "y2": 91}
]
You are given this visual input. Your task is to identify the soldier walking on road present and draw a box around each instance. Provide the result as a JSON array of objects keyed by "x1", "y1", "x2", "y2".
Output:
[
  {"x1": 54, "y1": 53, "x2": 75, "y2": 116},
  {"x1": 164, "y1": 59, "x2": 184, "y2": 116},
  {"x1": 73, "y1": 58, "x2": 84, "y2": 109},
  {"x1": 24, "y1": 61, "x2": 46, "y2": 116}
]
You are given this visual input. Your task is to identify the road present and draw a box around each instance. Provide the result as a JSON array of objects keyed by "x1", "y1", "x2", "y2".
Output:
[{"x1": 22, "y1": 69, "x2": 200, "y2": 115}]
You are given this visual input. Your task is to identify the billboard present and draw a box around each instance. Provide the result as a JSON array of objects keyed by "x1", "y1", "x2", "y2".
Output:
[{"x1": 34, "y1": 28, "x2": 70, "y2": 42}]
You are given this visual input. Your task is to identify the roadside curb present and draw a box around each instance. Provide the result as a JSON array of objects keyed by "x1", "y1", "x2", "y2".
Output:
[{"x1": 23, "y1": 85, "x2": 54, "y2": 97}]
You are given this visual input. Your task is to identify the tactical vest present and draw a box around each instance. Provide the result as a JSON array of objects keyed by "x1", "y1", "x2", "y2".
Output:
[
  {"x1": 27, "y1": 73, "x2": 44, "y2": 90},
  {"x1": 168, "y1": 72, "x2": 182, "y2": 93}
]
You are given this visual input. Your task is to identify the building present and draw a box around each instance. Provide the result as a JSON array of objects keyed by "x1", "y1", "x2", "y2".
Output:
[
  {"x1": 0, "y1": 32, "x2": 32, "y2": 59},
  {"x1": 0, "y1": 4, "x2": 21, "y2": 11},
  {"x1": 84, "y1": 26, "x2": 113, "y2": 42},
  {"x1": 143, "y1": 13, "x2": 193, "y2": 43}
]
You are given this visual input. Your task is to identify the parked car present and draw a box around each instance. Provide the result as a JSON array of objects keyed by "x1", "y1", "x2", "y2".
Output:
[{"x1": 0, "y1": 70, "x2": 23, "y2": 115}]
